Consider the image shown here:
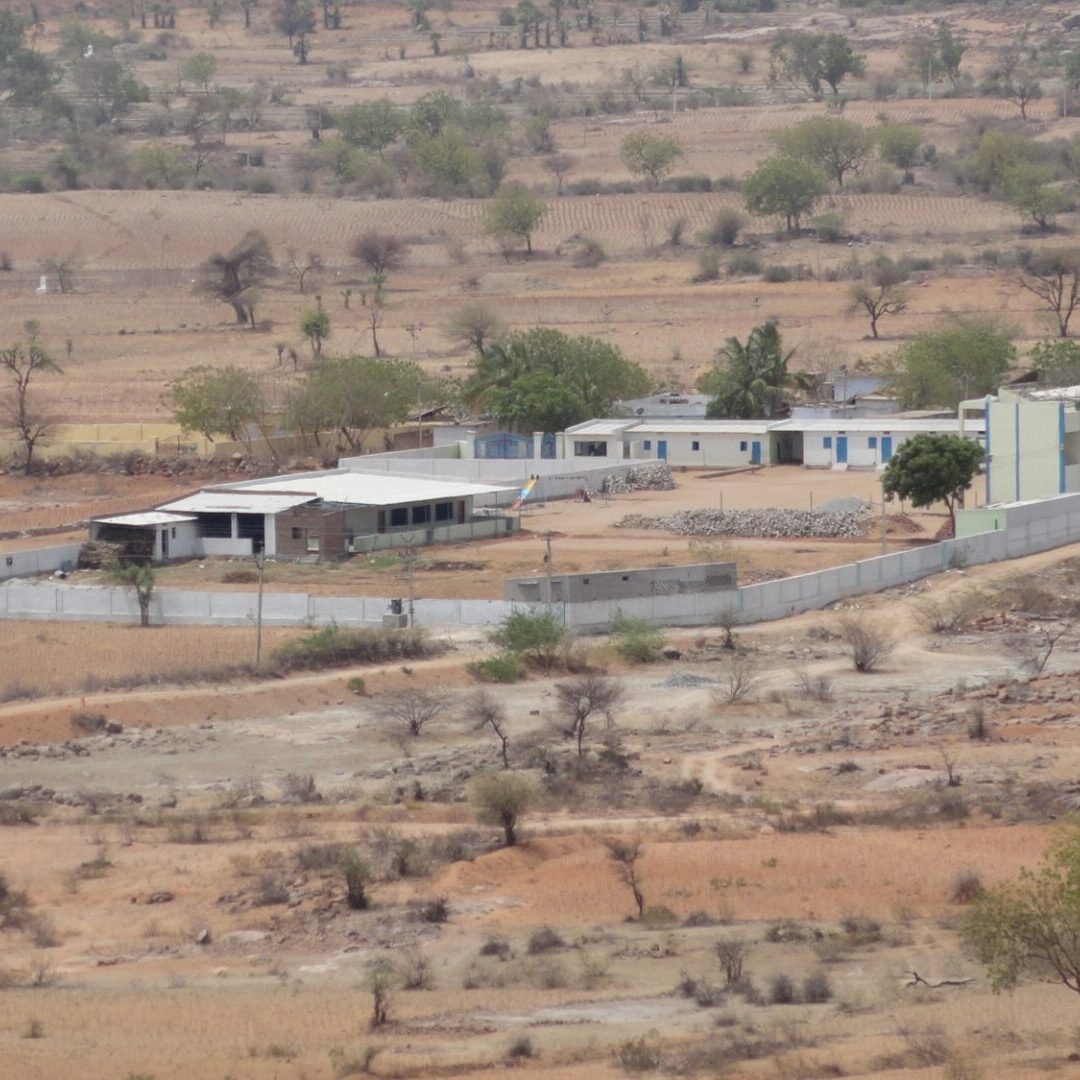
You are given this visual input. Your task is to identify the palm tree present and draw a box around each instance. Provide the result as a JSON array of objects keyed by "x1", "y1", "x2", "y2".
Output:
[{"x1": 702, "y1": 322, "x2": 797, "y2": 419}]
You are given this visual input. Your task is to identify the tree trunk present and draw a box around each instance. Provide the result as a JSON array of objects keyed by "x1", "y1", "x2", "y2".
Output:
[
  {"x1": 869, "y1": 311, "x2": 879, "y2": 339},
  {"x1": 500, "y1": 736, "x2": 510, "y2": 768},
  {"x1": 503, "y1": 812, "x2": 516, "y2": 846},
  {"x1": 230, "y1": 299, "x2": 247, "y2": 323}
]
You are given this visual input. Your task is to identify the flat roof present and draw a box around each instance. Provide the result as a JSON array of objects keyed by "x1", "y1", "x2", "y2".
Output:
[
  {"x1": 93, "y1": 511, "x2": 197, "y2": 527},
  {"x1": 224, "y1": 471, "x2": 514, "y2": 507},
  {"x1": 565, "y1": 419, "x2": 638, "y2": 436},
  {"x1": 159, "y1": 490, "x2": 319, "y2": 515},
  {"x1": 780, "y1": 418, "x2": 985, "y2": 433},
  {"x1": 629, "y1": 420, "x2": 776, "y2": 435},
  {"x1": 564, "y1": 416, "x2": 985, "y2": 438}
]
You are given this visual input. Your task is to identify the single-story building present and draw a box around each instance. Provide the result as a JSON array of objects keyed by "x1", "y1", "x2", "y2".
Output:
[
  {"x1": 504, "y1": 561, "x2": 737, "y2": 604},
  {"x1": 91, "y1": 469, "x2": 518, "y2": 562}
]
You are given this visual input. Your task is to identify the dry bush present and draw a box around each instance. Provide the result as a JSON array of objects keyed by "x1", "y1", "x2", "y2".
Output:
[
  {"x1": 839, "y1": 617, "x2": 895, "y2": 672},
  {"x1": 715, "y1": 938, "x2": 747, "y2": 986},
  {"x1": 795, "y1": 668, "x2": 834, "y2": 702},
  {"x1": 713, "y1": 653, "x2": 759, "y2": 705},
  {"x1": 383, "y1": 689, "x2": 446, "y2": 737},
  {"x1": 916, "y1": 591, "x2": 987, "y2": 633},
  {"x1": 951, "y1": 869, "x2": 983, "y2": 904},
  {"x1": 399, "y1": 947, "x2": 433, "y2": 990}
]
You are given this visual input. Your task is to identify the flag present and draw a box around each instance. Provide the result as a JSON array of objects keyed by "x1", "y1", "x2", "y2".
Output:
[{"x1": 512, "y1": 477, "x2": 537, "y2": 510}]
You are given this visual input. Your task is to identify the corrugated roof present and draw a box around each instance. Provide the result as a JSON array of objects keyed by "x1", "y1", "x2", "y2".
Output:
[
  {"x1": 159, "y1": 490, "x2": 318, "y2": 515},
  {"x1": 565, "y1": 420, "x2": 639, "y2": 436},
  {"x1": 93, "y1": 511, "x2": 197, "y2": 527},
  {"x1": 222, "y1": 471, "x2": 514, "y2": 507},
  {"x1": 780, "y1": 418, "x2": 985, "y2": 433},
  {"x1": 629, "y1": 420, "x2": 775, "y2": 435}
]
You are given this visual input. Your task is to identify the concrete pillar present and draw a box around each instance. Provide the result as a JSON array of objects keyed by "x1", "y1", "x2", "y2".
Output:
[
  {"x1": 230, "y1": 513, "x2": 239, "y2": 540},
  {"x1": 532, "y1": 431, "x2": 544, "y2": 459}
]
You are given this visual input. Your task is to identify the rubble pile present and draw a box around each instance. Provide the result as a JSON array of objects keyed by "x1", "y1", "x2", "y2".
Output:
[
  {"x1": 601, "y1": 462, "x2": 676, "y2": 494},
  {"x1": 615, "y1": 505, "x2": 868, "y2": 539}
]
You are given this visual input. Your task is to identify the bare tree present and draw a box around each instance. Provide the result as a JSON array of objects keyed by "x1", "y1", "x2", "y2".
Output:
[
  {"x1": 939, "y1": 748, "x2": 961, "y2": 787},
  {"x1": 713, "y1": 653, "x2": 759, "y2": 705},
  {"x1": 0, "y1": 327, "x2": 61, "y2": 471},
  {"x1": 839, "y1": 616, "x2": 894, "y2": 672},
  {"x1": 384, "y1": 689, "x2": 445, "y2": 737},
  {"x1": 196, "y1": 230, "x2": 276, "y2": 325},
  {"x1": 848, "y1": 260, "x2": 909, "y2": 340},
  {"x1": 368, "y1": 294, "x2": 385, "y2": 357},
  {"x1": 1019, "y1": 250, "x2": 1080, "y2": 338},
  {"x1": 605, "y1": 837, "x2": 645, "y2": 920},
  {"x1": 712, "y1": 605, "x2": 741, "y2": 650},
  {"x1": 543, "y1": 152, "x2": 574, "y2": 195},
  {"x1": 285, "y1": 249, "x2": 324, "y2": 293},
  {"x1": 364, "y1": 958, "x2": 397, "y2": 1029},
  {"x1": 446, "y1": 302, "x2": 503, "y2": 357},
  {"x1": 557, "y1": 674, "x2": 624, "y2": 758},
  {"x1": 470, "y1": 689, "x2": 511, "y2": 768},
  {"x1": 715, "y1": 939, "x2": 748, "y2": 986},
  {"x1": 352, "y1": 231, "x2": 406, "y2": 277},
  {"x1": 39, "y1": 254, "x2": 80, "y2": 294},
  {"x1": 1018, "y1": 620, "x2": 1072, "y2": 675}
]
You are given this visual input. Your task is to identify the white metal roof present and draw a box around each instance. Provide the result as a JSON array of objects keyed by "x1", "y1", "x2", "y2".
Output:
[
  {"x1": 160, "y1": 490, "x2": 319, "y2": 515},
  {"x1": 224, "y1": 471, "x2": 514, "y2": 507},
  {"x1": 92, "y1": 511, "x2": 197, "y2": 527},
  {"x1": 565, "y1": 419, "x2": 639, "y2": 436},
  {"x1": 629, "y1": 420, "x2": 776, "y2": 435},
  {"x1": 776, "y1": 418, "x2": 985, "y2": 433},
  {"x1": 1026, "y1": 385, "x2": 1080, "y2": 401}
]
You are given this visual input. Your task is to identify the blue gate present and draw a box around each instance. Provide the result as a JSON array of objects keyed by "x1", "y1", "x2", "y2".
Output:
[{"x1": 475, "y1": 432, "x2": 532, "y2": 459}]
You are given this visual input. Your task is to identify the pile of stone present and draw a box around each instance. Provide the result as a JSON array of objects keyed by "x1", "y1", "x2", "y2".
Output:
[
  {"x1": 77, "y1": 540, "x2": 124, "y2": 569},
  {"x1": 615, "y1": 506, "x2": 867, "y2": 539},
  {"x1": 601, "y1": 462, "x2": 676, "y2": 494}
]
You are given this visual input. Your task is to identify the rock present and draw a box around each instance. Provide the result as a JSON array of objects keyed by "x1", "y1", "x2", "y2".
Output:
[
  {"x1": 105, "y1": 721, "x2": 123, "y2": 735},
  {"x1": 195, "y1": 928, "x2": 211, "y2": 945},
  {"x1": 146, "y1": 891, "x2": 174, "y2": 904},
  {"x1": 615, "y1": 505, "x2": 868, "y2": 540},
  {"x1": 601, "y1": 462, "x2": 676, "y2": 494}
]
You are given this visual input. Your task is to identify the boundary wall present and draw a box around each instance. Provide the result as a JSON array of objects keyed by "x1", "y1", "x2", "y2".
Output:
[
  {"x1": 2, "y1": 492, "x2": 1079, "y2": 630},
  {"x1": 0, "y1": 543, "x2": 82, "y2": 582}
]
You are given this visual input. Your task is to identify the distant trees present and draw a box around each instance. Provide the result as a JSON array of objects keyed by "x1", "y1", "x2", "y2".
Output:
[
  {"x1": 196, "y1": 230, "x2": 276, "y2": 325},
  {"x1": 472, "y1": 772, "x2": 536, "y2": 847},
  {"x1": 1, "y1": 325, "x2": 61, "y2": 471},
  {"x1": 903, "y1": 24, "x2": 966, "y2": 91},
  {"x1": 0, "y1": 13, "x2": 56, "y2": 107},
  {"x1": 1019, "y1": 250, "x2": 1080, "y2": 337},
  {"x1": 465, "y1": 328, "x2": 650, "y2": 433},
  {"x1": 882, "y1": 433, "x2": 985, "y2": 534},
  {"x1": 300, "y1": 307, "x2": 331, "y2": 358},
  {"x1": 773, "y1": 117, "x2": 872, "y2": 188},
  {"x1": 888, "y1": 318, "x2": 1016, "y2": 409},
  {"x1": 1029, "y1": 340, "x2": 1080, "y2": 388},
  {"x1": 848, "y1": 259, "x2": 909, "y2": 339},
  {"x1": 483, "y1": 184, "x2": 547, "y2": 255},
  {"x1": 336, "y1": 100, "x2": 403, "y2": 154},
  {"x1": 1003, "y1": 163, "x2": 1067, "y2": 232},
  {"x1": 743, "y1": 156, "x2": 825, "y2": 233},
  {"x1": 876, "y1": 122, "x2": 923, "y2": 170},
  {"x1": 446, "y1": 302, "x2": 503, "y2": 357},
  {"x1": 619, "y1": 132, "x2": 683, "y2": 188},
  {"x1": 768, "y1": 31, "x2": 865, "y2": 99},
  {"x1": 273, "y1": 0, "x2": 316, "y2": 61},
  {"x1": 181, "y1": 51, "x2": 217, "y2": 91},
  {"x1": 700, "y1": 322, "x2": 794, "y2": 419}
]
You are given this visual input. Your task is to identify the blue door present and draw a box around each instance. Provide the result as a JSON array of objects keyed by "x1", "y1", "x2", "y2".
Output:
[
  {"x1": 657, "y1": 440, "x2": 667, "y2": 460},
  {"x1": 880, "y1": 436, "x2": 892, "y2": 462},
  {"x1": 836, "y1": 436, "x2": 848, "y2": 464},
  {"x1": 750, "y1": 441, "x2": 762, "y2": 465}
]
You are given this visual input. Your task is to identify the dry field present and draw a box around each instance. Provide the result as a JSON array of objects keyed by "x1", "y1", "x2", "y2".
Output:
[{"x1": 4, "y1": 544, "x2": 1080, "y2": 1076}]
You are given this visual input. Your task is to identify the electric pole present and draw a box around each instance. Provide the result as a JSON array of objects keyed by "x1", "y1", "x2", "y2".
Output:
[
  {"x1": 402, "y1": 538, "x2": 416, "y2": 628},
  {"x1": 544, "y1": 532, "x2": 554, "y2": 614},
  {"x1": 254, "y1": 551, "x2": 266, "y2": 667}
]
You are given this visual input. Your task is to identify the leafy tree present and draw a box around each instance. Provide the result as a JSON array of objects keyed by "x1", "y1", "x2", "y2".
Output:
[
  {"x1": 1003, "y1": 163, "x2": 1068, "y2": 232},
  {"x1": 619, "y1": 131, "x2": 683, "y2": 188},
  {"x1": 876, "y1": 123, "x2": 922, "y2": 170},
  {"x1": 1030, "y1": 339, "x2": 1080, "y2": 387},
  {"x1": 491, "y1": 609, "x2": 566, "y2": 670},
  {"x1": 743, "y1": 155, "x2": 825, "y2": 234},
  {"x1": 0, "y1": 326, "x2": 61, "y2": 471},
  {"x1": 412, "y1": 128, "x2": 480, "y2": 195},
  {"x1": 72, "y1": 56, "x2": 150, "y2": 125},
  {"x1": 773, "y1": 116, "x2": 872, "y2": 188},
  {"x1": 889, "y1": 317, "x2": 1015, "y2": 409},
  {"x1": 466, "y1": 328, "x2": 650, "y2": 433},
  {"x1": 446, "y1": 302, "x2": 503, "y2": 356},
  {"x1": 483, "y1": 184, "x2": 547, "y2": 255},
  {"x1": 769, "y1": 32, "x2": 864, "y2": 99},
  {"x1": 273, "y1": 0, "x2": 315, "y2": 50},
  {"x1": 336, "y1": 99, "x2": 403, "y2": 154},
  {"x1": 407, "y1": 91, "x2": 462, "y2": 140},
  {"x1": 700, "y1": 321, "x2": 794, "y2": 419},
  {"x1": 196, "y1": 229, "x2": 276, "y2": 325},
  {"x1": 0, "y1": 17, "x2": 55, "y2": 107},
  {"x1": 882, "y1": 434, "x2": 983, "y2": 534},
  {"x1": 108, "y1": 563, "x2": 156, "y2": 627},
  {"x1": 288, "y1": 355, "x2": 421, "y2": 451},
  {"x1": 0, "y1": 11, "x2": 25, "y2": 61},
  {"x1": 134, "y1": 142, "x2": 190, "y2": 188},
  {"x1": 1019, "y1": 250, "x2": 1080, "y2": 337},
  {"x1": 182, "y1": 51, "x2": 217, "y2": 91},
  {"x1": 472, "y1": 773, "x2": 536, "y2": 847},
  {"x1": 171, "y1": 365, "x2": 263, "y2": 445},
  {"x1": 848, "y1": 259, "x2": 909, "y2": 339},
  {"x1": 966, "y1": 129, "x2": 1039, "y2": 193},
  {"x1": 964, "y1": 823, "x2": 1080, "y2": 1001},
  {"x1": 936, "y1": 24, "x2": 966, "y2": 87},
  {"x1": 300, "y1": 307, "x2": 330, "y2": 358}
]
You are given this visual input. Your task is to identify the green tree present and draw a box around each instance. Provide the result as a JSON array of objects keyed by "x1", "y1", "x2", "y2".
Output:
[
  {"x1": 882, "y1": 433, "x2": 983, "y2": 534},
  {"x1": 1003, "y1": 163, "x2": 1068, "y2": 233},
  {"x1": 743, "y1": 155, "x2": 825, "y2": 233},
  {"x1": 483, "y1": 184, "x2": 547, "y2": 255},
  {"x1": 108, "y1": 563, "x2": 156, "y2": 627},
  {"x1": 472, "y1": 772, "x2": 536, "y2": 847},
  {"x1": 1030, "y1": 339, "x2": 1080, "y2": 387},
  {"x1": 2, "y1": 46, "x2": 56, "y2": 106},
  {"x1": 288, "y1": 355, "x2": 421, "y2": 451},
  {"x1": 491, "y1": 609, "x2": 566, "y2": 670},
  {"x1": 0, "y1": 11, "x2": 25, "y2": 61},
  {"x1": 1019, "y1": 250, "x2": 1080, "y2": 338},
  {"x1": 967, "y1": 129, "x2": 1039, "y2": 193},
  {"x1": 465, "y1": 328, "x2": 650, "y2": 433},
  {"x1": 171, "y1": 365, "x2": 263, "y2": 445},
  {"x1": 769, "y1": 31, "x2": 864, "y2": 99},
  {"x1": 300, "y1": 307, "x2": 330, "y2": 358},
  {"x1": 700, "y1": 321, "x2": 794, "y2": 419},
  {"x1": 936, "y1": 24, "x2": 966, "y2": 87},
  {"x1": 407, "y1": 90, "x2": 462, "y2": 140},
  {"x1": 619, "y1": 131, "x2": 683, "y2": 188},
  {"x1": 964, "y1": 822, "x2": 1080, "y2": 1001},
  {"x1": 876, "y1": 122, "x2": 922, "y2": 170},
  {"x1": 182, "y1": 51, "x2": 217, "y2": 91},
  {"x1": 412, "y1": 128, "x2": 480, "y2": 195},
  {"x1": 336, "y1": 99, "x2": 403, "y2": 154},
  {"x1": 773, "y1": 116, "x2": 872, "y2": 188},
  {"x1": 134, "y1": 142, "x2": 190, "y2": 188},
  {"x1": 889, "y1": 318, "x2": 1015, "y2": 409},
  {"x1": 848, "y1": 258, "x2": 909, "y2": 339}
]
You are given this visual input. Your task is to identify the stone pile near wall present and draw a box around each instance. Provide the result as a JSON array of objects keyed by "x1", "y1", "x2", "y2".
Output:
[
  {"x1": 615, "y1": 506, "x2": 867, "y2": 539},
  {"x1": 601, "y1": 462, "x2": 676, "y2": 494}
]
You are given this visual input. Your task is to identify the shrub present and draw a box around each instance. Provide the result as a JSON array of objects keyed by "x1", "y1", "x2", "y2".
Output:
[
  {"x1": 610, "y1": 612, "x2": 665, "y2": 663},
  {"x1": 642, "y1": 905, "x2": 679, "y2": 927},
  {"x1": 347, "y1": 676, "x2": 366, "y2": 695},
  {"x1": 951, "y1": 869, "x2": 983, "y2": 904},
  {"x1": 491, "y1": 610, "x2": 566, "y2": 670},
  {"x1": 693, "y1": 248, "x2": 721, "y2": 283},
  {"x1": 342, "y1": 852, "x2": 372, "y2": 910},
  {"x1": 271, "y1": 624, "x2": 435, "y2": 673},
  {"x1": 616, "y1": 1035, "x2": 663, "y2": 1072},
  {"x1": 469, "y1": 653, "x2": 521, "y2": 683},
  {"x1": 253, "y1": 875, "x2": 289, "y2": 906},
  {"x1": 294, "y1": 842, "x2": 352, "y2": 871},
  {"x1": 705, "y1": 208, "x2": 744, "y2": 246},
  {"x1": 839, "y1": 616, "x2": 894, "y2": 672},
  {"x1": 802, "y1": 971, "x2": 832, "y2": 1003},
  {"x1": 716, "y1": 938, "x2": 747, "y2": 986},
  {"x1": 221, "y1": 568, "x2": 259, "y2": 584},
  {"x1": 479, "y1": 935, "x2": 512, "y2": 960},
  {"x1": 527, "y1": 926, "x2": 565, "y2": 954},
  {"x1": 811, "y1": 211, "x2": 848, "y2": 242},
  {"x1": 507, "y1": 1035, "x2": 536, "y2": 1060},
  {"x1": 768, "y1": 972, "x2": 796, "y2": 1004},
  {"x1": 418, "y1": 897, "x2": 450, "y2": 924},
  {"x1": 572, "y1": 236, "x2": 606, "y2": 267},
  {"x1": 280, "y1": 773, "x2": 319, "y2": 803},
  {"x1": 71, "y1": 712, "x2": 107, "y2": 735},
  {"x1": 763, "y1": 263, "x2": 794, "y2": 283},
  {"x1": 728, "y1": 251, "x2": 762, "y2": 277}
]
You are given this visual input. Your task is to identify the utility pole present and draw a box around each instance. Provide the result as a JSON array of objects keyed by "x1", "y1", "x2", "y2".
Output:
[
  {"x1": 544, "y1": 532, "x2": 554, "y2": 614},
  {"x1": 881, "y1": 477, "x2": 888, "y2": 556},
  {"x1": 254, "y1": 551, "x2": 266, "y2": 667},
  {"x1": 402, "y1": 538, "x2": 416, "y2": 628}
]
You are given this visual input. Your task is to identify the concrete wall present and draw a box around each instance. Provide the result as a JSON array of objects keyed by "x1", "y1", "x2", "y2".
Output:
[
  {"x1": 626, "y1": 431, "x2": 769, "y2": 468},
  {"x1": 505, "y1": 561, "x2": 737, "y2": 603},
  {"x1": 0, "y1": 543, "x2": 82, "y2": 581}
]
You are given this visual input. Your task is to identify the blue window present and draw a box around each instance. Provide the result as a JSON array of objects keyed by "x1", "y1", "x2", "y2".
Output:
[
  {"x1": 692, "y1": 440, "x2": 700, "y2": 451},
  {"x1": 868, "y1": 436, "x2": 877, "y2": 449},
  {"x1": 739, "y1": 440, "x2": 747, "y2": 451},
  {"x1": 823, "y1": 436, "x2": 832, "y2": 450},
  {"x1": 643, "y1": 440, "x2": 652, "y2": 450}
]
